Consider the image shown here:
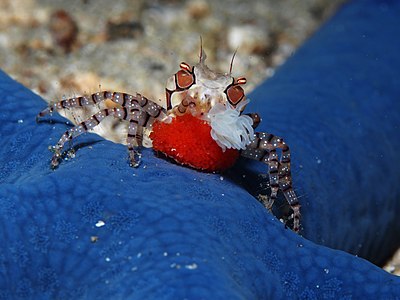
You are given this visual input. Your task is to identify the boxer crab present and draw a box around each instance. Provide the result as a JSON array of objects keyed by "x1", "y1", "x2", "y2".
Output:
[{"x1": 37, "y1": 51, "x2": 301, "y2": 232}]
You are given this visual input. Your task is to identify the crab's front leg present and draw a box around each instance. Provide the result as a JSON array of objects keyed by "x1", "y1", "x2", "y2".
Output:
[
  {"x1": 241, "y1": 130, "x2": 301, "y2": 233},
  {"x1": 38, "y1": 90, "x2": 167, "y2": 168},
  {"x1": 126, "y1": 106, "x2": 165, "y2": 167},
  {"x1": 37, "y1": 91, "x2": 144, "y2": 120}
]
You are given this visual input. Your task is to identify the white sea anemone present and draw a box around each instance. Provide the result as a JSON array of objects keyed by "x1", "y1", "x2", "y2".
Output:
[{"x1": 208, "y1": 100, "x2": 254, "y2": 151}]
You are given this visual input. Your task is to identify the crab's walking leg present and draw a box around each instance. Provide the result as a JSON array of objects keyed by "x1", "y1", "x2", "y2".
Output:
[
  {"x1": 126, "y1": 105, "x2": 165, "y2": 167},
  {"x1": 241, "y1": 131, "x2": 301, "y2": 233},
  {"x1": 36, "y1": 91, "x2": 155, "y2": 119},
  {"x1": 37, "y1": 91, "x2": 117, "y2": 119},
  {"x1": 262, "y1": 148, "x2": 280, "y2": 209},
  {"x1": 38, "y1": 90, "x2": 167, "y2": 168},
  {"x1": 50, "y1": 107, "x2": 131, "y2": 169}
]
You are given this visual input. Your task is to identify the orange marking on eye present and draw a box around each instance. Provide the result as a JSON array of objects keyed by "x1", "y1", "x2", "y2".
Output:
[
  {"x1": 227, "y1": 85, "x2": 244, "y2": 105},
  {"x1": 176, "y1": 70, "x2": 194, "y2": 89},
  {"x1": 150, "y1": 114, "x2": 239, "y2": 171}
]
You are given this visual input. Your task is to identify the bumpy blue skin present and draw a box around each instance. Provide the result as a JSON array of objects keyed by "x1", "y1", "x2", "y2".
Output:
[
  {"x1": 1, "y1": 0, "x2": 400, "y2": 299},
  {"x1": 249, "y1": 0, "x2": 400, "y2": 266}
]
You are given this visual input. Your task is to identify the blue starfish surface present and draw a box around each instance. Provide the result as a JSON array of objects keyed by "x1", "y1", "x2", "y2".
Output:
[{"x1": 0, "y1": 0, "x2": 399, "y2": 299}]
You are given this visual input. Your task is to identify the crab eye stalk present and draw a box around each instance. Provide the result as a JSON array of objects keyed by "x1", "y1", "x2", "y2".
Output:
[{"x1": 226, "y1": 85, "x2": 245, "y2": 106}]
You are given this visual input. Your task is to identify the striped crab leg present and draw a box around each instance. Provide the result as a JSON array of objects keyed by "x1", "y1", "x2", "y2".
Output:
[
  {"x1": 241, "y1": 131, "x2": 301, "y2": 233},
  {"x1": 126, "y1": 104, "x2": 166, "y2": 167},
  {"x1": 49, "y1": 107, "x2": 128, "y2": 169},
  {"x1": 37, "y1": 91, "x2": 157, "y2": 118},
  {"x1": 38, "y1": 91, "x2": 166, "y2": 168}
]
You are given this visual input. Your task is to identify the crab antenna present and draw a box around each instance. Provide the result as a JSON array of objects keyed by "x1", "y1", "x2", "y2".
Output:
[
  {"x1": 229, "y1": 49, "x2": 238, "y2": 75},
  {"x1": 199, "y1": 36, "x2": 206, "y2": 63}
]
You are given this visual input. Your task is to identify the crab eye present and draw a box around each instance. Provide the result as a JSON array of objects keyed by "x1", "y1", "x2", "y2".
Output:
[
  {"x1": 176, "y1": 69, "x2": 194, "y2": 89},
  {"x1": 226, "y1": 85, "x2": 245, "y2": 106}
]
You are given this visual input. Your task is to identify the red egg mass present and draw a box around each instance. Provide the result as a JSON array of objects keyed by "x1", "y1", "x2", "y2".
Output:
[{"x1": 150, "y1": 114, "x2": 240, "y2": 172}]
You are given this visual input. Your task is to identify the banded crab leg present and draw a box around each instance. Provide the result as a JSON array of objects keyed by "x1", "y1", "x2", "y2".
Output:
[
  {"x1": 37, "y1": 91, "x2": 156, "y2": 119},
  {"x1": 241, "y1": 130, "x2": 301, "y2": 233},
  {"x1": 126, "y1": 105, "x2": 167, "y2": 167},
  {"x1": 37, "y1": 91, "x2": 166, "y2": 169},
  {"x1": 170, "y1": 96, "x2": 194, "y2": 116}
]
